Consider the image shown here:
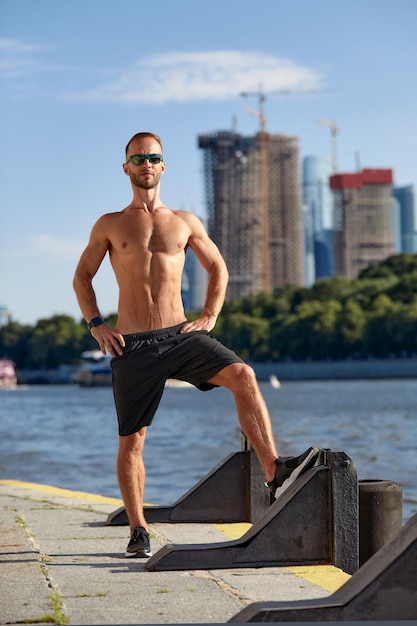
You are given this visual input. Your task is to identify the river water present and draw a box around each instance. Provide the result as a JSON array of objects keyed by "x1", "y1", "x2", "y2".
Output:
[{"x1": 1, "y1": 379, "x2": 416, "y2": 522}]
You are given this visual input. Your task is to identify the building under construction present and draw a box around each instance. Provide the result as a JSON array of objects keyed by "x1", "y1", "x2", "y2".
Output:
[
  {"x1": 330, "y1": 169, "x2": 394, "y2": 279},
  {"x1": 198, "y1": 131, "x2": 304, "y2": 300}
]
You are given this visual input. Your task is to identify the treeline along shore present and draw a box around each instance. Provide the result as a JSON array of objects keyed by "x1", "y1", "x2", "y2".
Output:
[{"x1": 2, "y1": 253, "x2": 417, "y2": 381}]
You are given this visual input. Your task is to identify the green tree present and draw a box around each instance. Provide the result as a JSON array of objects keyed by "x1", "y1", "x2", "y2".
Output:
[
  {"x1": 362, "y1": 295, "x2": 399, "y2": 356},
  {"x1": 218, "y1": 313, "x2": 270, "y2": 362},
  {"x1": 26, "y1": 315, "x2": 85, "y2": 368},
  {"x1": 349, "y1": 276, "x2": 399, "y2": 310},
  {"x1": 359, "y1": 263, "x2": 395, "y2": 280},
  {"x1": 386, "y1": 271, "x2": 417, "y2": 304},
  {"x1": 336, "y1": 300, "x2": 367, "y2": 357},
  {"x1": 296, "y1": 299, "x2": 342, "y2": 359},
  {"x1": 0, "y1": 321, "x2": 31, "y2": 366},
  {"x1": 307, "y1": 274, "x2": 353, "y2": 303},
  {"x1": 382, "y1": 253, "x2": 417, "y2": 276},
  {"x1": 395, "y1": 302, "x2": 417, "y2": 354},
  {"x1": 270, "y1": 313, "x2": 302, "y2": 360}
]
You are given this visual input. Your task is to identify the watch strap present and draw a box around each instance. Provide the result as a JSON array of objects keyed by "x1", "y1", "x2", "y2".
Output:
[{"x1": 88, "y1": 317, "x2": 104, "y2": 329}]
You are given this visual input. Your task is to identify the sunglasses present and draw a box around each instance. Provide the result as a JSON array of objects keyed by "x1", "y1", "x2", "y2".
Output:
[{"x1": 126, "y1": 153, "x2": 164, "y2": 166}]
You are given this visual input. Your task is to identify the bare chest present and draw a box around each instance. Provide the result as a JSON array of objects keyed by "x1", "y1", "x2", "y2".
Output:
[{"x1": 111, "y1": 213, "x2": 189, "y2": 256}]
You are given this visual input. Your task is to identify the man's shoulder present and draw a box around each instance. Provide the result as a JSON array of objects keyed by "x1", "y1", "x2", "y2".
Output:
[
  {"x1": 173, "y1": 209, "x2": 204, "y2": 225},
  {"x1": 97, "y1": 209, "x2": 126, "y2": 223},
  {"x1": 91, "y1": 210, "x2": 126, "y2": 237}
]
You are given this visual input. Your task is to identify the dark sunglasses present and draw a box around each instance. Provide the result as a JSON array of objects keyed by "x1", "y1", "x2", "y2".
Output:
[{"x1": 126, "y1": 153, "x2": 163, "y2": 166}]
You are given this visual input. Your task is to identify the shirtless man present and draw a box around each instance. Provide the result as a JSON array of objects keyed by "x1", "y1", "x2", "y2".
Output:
[{"x1": 73, "y1": 131, "x2": 317, "y2": 558}]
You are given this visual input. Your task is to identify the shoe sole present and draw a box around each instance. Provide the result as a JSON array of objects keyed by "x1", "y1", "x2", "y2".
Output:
[
  {"x1": 125, "y1": 548, "x2": 153, "y2": 558},
  {"x1": 274, "y1": 447, "x2": 319, "y2": 499}
]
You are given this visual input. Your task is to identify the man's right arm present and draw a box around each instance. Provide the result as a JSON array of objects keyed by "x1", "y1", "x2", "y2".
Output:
[{"x1": 73, "y1": 218, "x2": 124, "y2": 356}]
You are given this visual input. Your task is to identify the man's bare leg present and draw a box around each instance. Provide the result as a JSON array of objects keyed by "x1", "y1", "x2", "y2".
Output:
[
  {"x1": 117, "y1": 427, "x2": 148, "y2": 532},
  {"x1": 208, "y1": 363, "x2": 278, "y2": 482}
]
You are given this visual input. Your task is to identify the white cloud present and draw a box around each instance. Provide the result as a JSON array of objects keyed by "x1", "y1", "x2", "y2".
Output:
[
  {"x1": 32, "y1": 234, "x2": 84, "y2": 258},
  {"x1": 0, "y1": 37, "x2": 49, "y2": 79},
  {"x1": 61, "y1": 50, "x2": 324, "y2": 105},
  {"x1": 1, "y1": 41, "x2": 324, "y2": 104},
  {"x1": 0, "y1": 38, "x2": 45, "y2": 54},
  {"x1": 1, "y1": 234, "x2": 84, "y2": 260}
]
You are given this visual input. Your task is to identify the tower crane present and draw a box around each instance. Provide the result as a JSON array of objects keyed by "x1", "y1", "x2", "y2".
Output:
[
  {"x1": 241, "y1": 87, "x2": 327, "y2": 130},
  {"x1": 240, "y1": 89, "x2": 270, "y2": 291},
  {"x1": 316, "y1": 118, "x2": 340, "y2": 173}
]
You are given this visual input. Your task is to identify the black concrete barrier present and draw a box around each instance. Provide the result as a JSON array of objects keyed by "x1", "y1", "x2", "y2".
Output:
[
  {"x1": 229, "y1": 512, "x2": 417, "y2": 622},
  {"x1": 359, "y1": 479, "x2": 403, "y2": 566},
  {"x1": 145, "y1": 450, "x2": 360, "y2": 574}
]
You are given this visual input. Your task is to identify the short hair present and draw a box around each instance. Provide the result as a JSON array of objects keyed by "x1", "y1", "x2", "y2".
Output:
[{"x1": 125, "y1": 132, "x2": 163, "y2": 156}]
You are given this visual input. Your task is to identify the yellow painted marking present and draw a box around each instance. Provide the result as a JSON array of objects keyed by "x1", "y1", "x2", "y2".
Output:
[
  {"x1": 215, "y1": 522, "x2": 350, "y2": 592},
  {"x1": 215, "y1": 522, "x2": 252, "y2": 539},
  {"x1": 0, "y1": 480, "x2": 123, "y2": 505},
  {"x1": 287, "y1": 565, "x2": 351, "y2": 593}
]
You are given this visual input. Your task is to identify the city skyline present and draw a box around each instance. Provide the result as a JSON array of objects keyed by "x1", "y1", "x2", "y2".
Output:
[{"x1": 1, "y1": 1, "x2": 416, "y2": 324}]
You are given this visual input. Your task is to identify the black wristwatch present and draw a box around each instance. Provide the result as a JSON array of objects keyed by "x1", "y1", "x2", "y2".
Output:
[{"x1": 88, "y1": 317, "x2": 104, "y2": 330}]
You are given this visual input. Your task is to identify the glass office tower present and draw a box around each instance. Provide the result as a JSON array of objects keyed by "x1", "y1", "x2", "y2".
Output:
[
  {"x1": 303, "y1": 155, "x2": 334, "y2": 282},
  {"x1": 394, "y1": 185, "x2": 416, "y2": 254}
]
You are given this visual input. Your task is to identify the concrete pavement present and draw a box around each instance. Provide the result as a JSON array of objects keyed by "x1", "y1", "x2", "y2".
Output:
[{"x1": 0, "y1": 480, "x2": 351, "y2": 624}]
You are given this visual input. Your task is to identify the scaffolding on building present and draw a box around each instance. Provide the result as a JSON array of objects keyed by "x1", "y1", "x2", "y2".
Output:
[
  {"x1": 198, "y1": 131, "x2": 305, "y2": 300},
  {"x1": 330, "y1": 169, "x2": 395, "y2": 279}
]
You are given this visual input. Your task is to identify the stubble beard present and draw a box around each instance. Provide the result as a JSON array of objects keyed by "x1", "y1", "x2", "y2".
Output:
[{"x1": 131, "y1": 171, "x2": 161, "y2": 190}]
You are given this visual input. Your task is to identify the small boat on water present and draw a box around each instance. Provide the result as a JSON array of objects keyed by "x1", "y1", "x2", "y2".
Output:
[
  {"x1": 0, "y1": 359, "x2": 18, "y2": 389},
  {"x1": 75, "y1": 351, "x2": 112, "y2": 387},
  {"x1": 269, "y1": 374, "x2": 281, "y2": 389}
]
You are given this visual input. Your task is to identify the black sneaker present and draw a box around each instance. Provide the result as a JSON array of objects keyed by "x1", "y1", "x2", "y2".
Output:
[
  {"x1": 125, "y1": 526, "x2": 152, "y2": 558},
  {"x1": 267, "y1": 447, "x2": 319, "y2": 499}
]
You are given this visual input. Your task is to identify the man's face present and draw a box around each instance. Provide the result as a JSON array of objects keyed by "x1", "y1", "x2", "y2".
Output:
[{"x1": 123, "y1": 139, "x2": 165, "y2": 190}]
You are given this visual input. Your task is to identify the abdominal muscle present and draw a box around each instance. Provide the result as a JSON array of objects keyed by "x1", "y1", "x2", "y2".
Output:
[{"x1": 111, "y1": 249, "x2": 188, "y2": 335}]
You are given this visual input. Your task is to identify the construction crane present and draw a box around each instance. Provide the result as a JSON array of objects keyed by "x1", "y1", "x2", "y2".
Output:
[
  {"x1": 241, "y1": 90, "x2": 267, "y2": 131},
  {"x1": 317, "y1": 118, "x2": 340, "y2": 173},
  {"x1": 240, "y1": 94, "x2": 270, "y2": 291},
  {"x1": 241, "y1": 87, "x2": 327, "y2": 130},
  {"x1": 241, "y1": 87, "x2": 328, "y2": 291}
]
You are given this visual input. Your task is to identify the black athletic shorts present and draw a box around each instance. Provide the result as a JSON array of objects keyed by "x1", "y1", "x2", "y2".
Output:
[{"x1": 111, "y1": 323, "x2": 244, "y2": 436}]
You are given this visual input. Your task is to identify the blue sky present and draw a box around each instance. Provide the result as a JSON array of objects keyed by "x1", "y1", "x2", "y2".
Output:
[{"x1": 1, "y1": 0, "x2": 416, "y2": 325}]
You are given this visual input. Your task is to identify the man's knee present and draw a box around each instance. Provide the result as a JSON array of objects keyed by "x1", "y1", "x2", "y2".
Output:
[
  {"x1": 226, "y1": 362, "x2": 258, "y2": 389},
  {"x1": 118, "y1": 428, "x2": 146, "y2": 455}
]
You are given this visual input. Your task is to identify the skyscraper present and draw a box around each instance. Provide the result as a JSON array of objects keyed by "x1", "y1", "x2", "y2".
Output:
[
  {"x1": 198, "y1": 130, "x2": 304, "y2": 300},
  {"x1": 393, "y1": 185, "x2": 416, "y2": 254},
  {"x1": 330, "y1": 168, "x2": 394, "y2": 279},
  {"x1": 302, "y1": 155, "x2": 334, "y2": 282},
  {"x1": 182, "y1": 247, "x2": 209, "y2": 311}
]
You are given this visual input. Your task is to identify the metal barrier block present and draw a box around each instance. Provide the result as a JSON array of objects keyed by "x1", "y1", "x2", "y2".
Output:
[
  {"x1": 229, "y1": 512, "x2": 417, "y2": 622},
  {"x1": 145, "y1": 451, "x2": 359, "y2": 574}
]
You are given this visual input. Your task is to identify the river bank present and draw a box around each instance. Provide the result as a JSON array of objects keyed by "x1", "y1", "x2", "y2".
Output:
[
  {"x1": 15, "y1": 355, "x2": 417, "y2": 384},
  {"x1": 252, "y1": 355, "x2": 417, "y2": 381}
]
